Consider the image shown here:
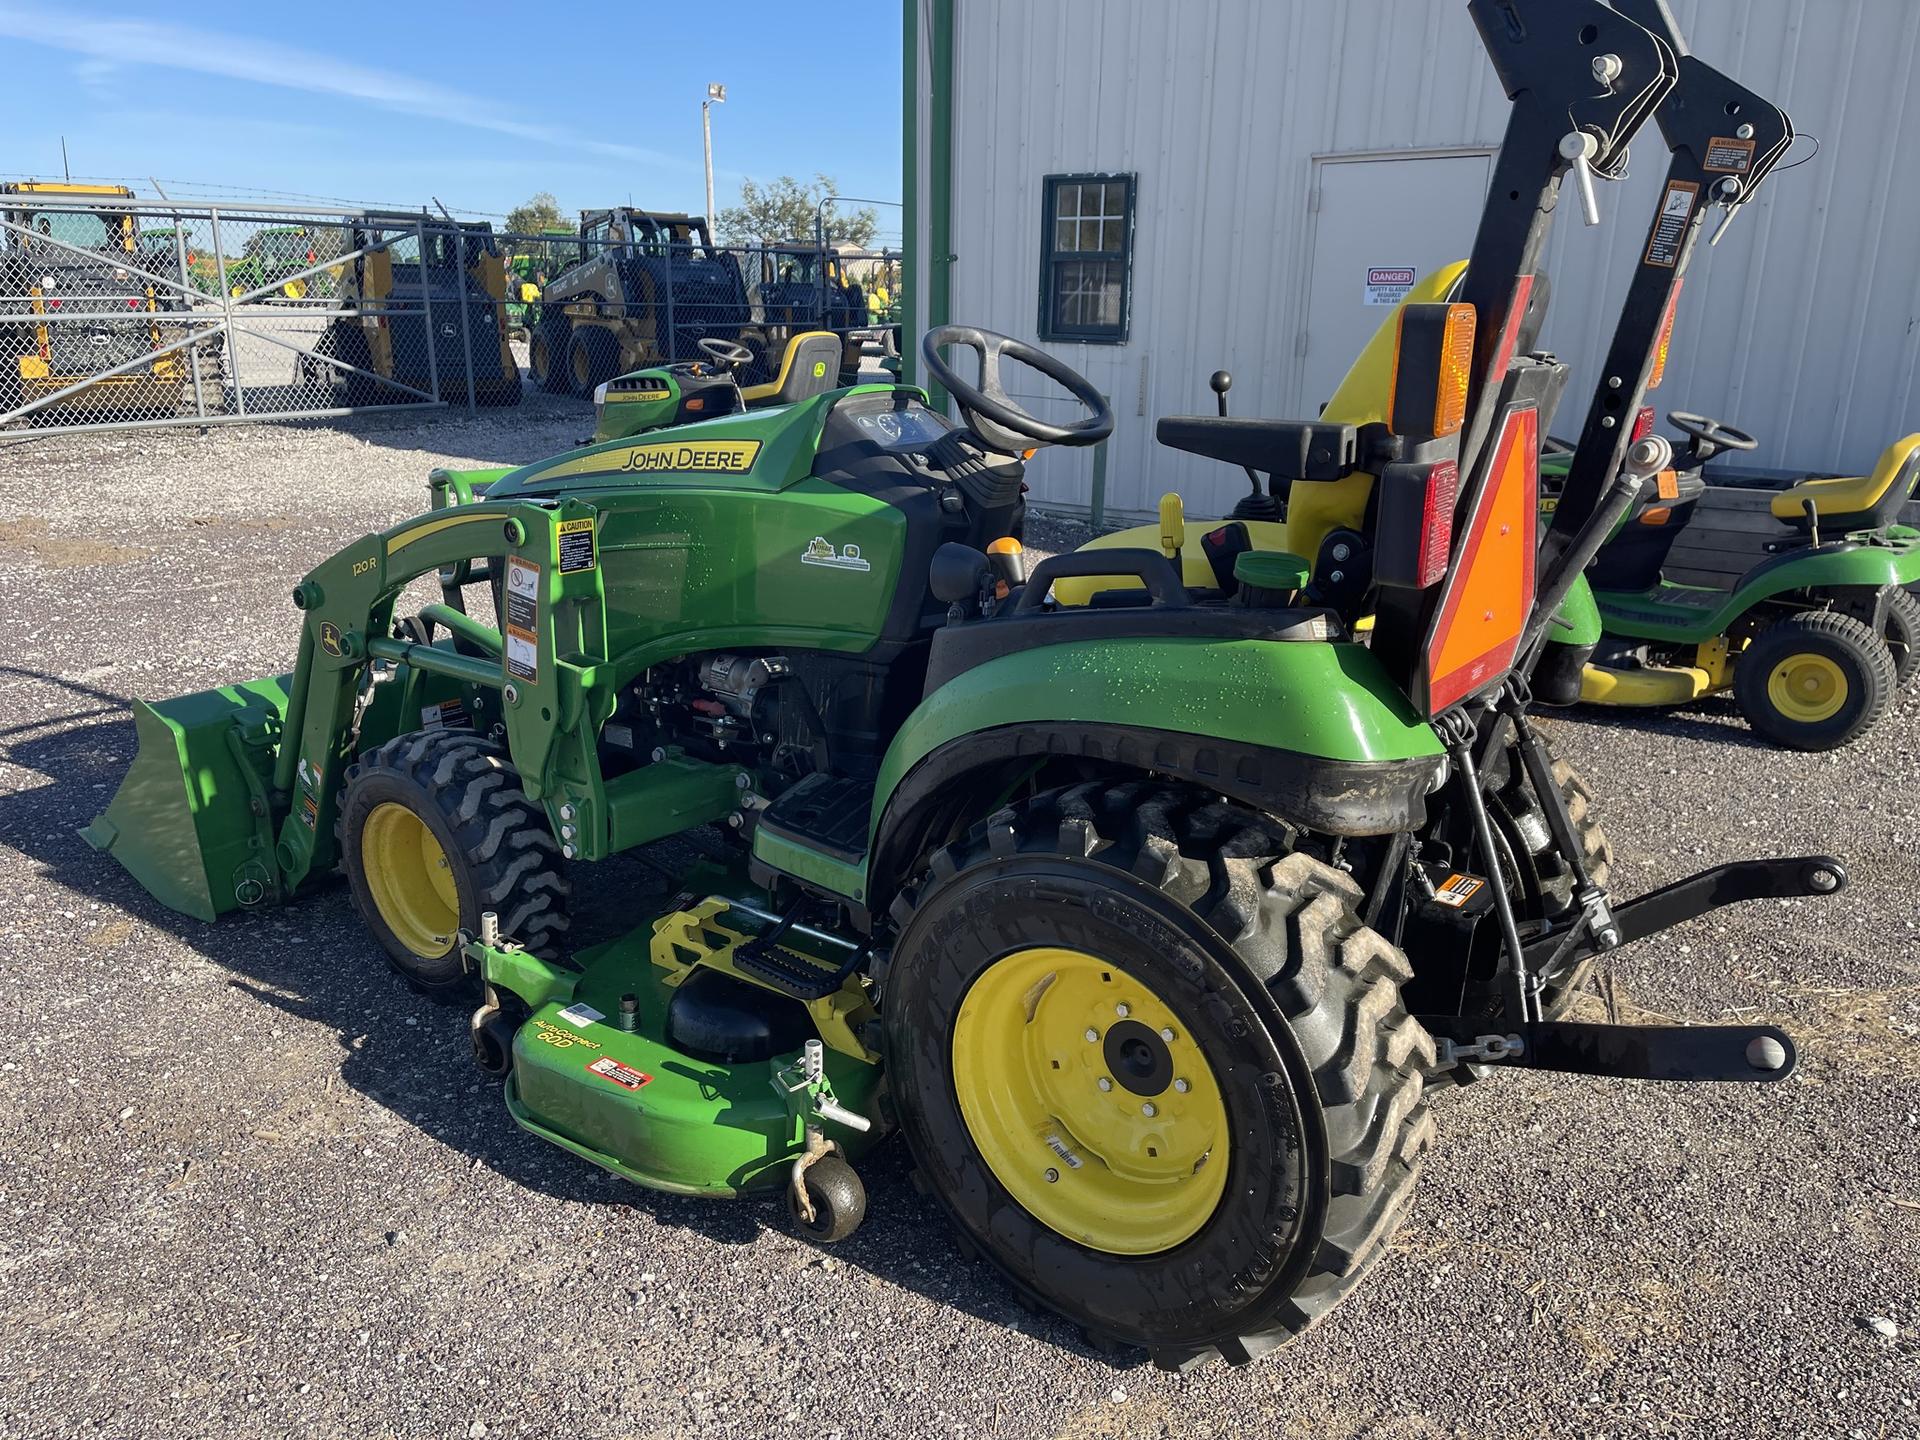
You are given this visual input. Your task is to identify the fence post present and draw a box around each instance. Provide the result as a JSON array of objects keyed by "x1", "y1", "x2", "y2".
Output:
[
  {"x1": 451, "y1": 222, "x2": 478, "y2": 414},
  {"x1": 171, "y1": 221, "x2": 207, "y2": 419},
  {"x1": 209, "y1": 207, "x2": 246, "y2": 418},
  {"x1": 663, "y1": 242, "x2": 676, "y2": 364},
  {"x1": 418, "y1": 215, "x2": 443, "y2": 408}
]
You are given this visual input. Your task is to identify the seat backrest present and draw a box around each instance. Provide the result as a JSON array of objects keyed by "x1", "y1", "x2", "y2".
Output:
[
  {"x1": 741, "y1": 331, "x2": 843, "y2": 408},
  {"x1": 1770, "y1": 434, "x2": 1920, "y2": 531}
]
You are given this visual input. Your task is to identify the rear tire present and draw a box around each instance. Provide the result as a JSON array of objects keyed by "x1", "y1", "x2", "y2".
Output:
[
  {"x1": 336, "y1": 730, "x2": 570, "y2": 996},
  {"x1": 1734, "y1": 611, "x2": 1894, "y2": 750},
  {"x1": 883, "y1": 782, "x2": 1434, "y2": 1369},
  {"x1": 1882, "y1": 587, "x2": 1920, "y2": 686}
]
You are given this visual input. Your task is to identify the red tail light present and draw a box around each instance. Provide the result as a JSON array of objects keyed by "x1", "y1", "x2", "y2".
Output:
[
  {"x1": 1632, "y1": 405, "x2": 1656, "y2": 441},
  {"x1": 1421, "y1": 405, "x2": 1540, "y2": 714},
  {"x1": 1374, "y1": 459, "x2": 1459, "y2": 589}
]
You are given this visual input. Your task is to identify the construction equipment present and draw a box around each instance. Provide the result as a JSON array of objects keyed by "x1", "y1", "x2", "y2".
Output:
[
  {"x1": 1545, "y1": 417, "x2": 1920, "y2": 748},
  {"x1": 89, "y1": 0, "x2": 1835, "y2": 1369},
  {"x1": 586, "y1": 330, "x2": 846, "y2": 444},
  {"x1": 528, "y1": 209, "x2": 750, "y2": 398},
  {"x1": 739, "y1": 242, "x2": 869, "y2": 386},
  {"x1": 0, "y1": 181, "x2": 189, "y2": 421},
  {"x1": 302, "y1": 214, "x2": 521, "y2": 408}
]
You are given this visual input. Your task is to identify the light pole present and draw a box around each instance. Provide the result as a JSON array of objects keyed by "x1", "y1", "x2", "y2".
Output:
[{"x1": 702, "y1": 83, "x2": 726, "y2": 235}]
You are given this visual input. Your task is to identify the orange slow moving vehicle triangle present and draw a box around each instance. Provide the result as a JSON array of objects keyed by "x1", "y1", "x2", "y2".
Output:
[{"x1": 1425, "y1": 405, "x2": 1540, "y2": 713}]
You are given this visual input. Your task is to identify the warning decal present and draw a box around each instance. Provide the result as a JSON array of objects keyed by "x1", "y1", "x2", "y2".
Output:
[
  {"x1": 586, "y1": 1055, "x2": 652, "y2": 1091},
  {"x1": 1703, "y1": 135, "x2": 1757, "y2": 174},
  {"x1": 1433, "y1": 873, "x2": 1486, "y2": 909},
  {"x1": 1365, "y1": 266, "x2": 1417, "y2": 306},
  {"x1": 420, "y1": 698, "x2": 470, "y2": 730},
  {"x1": 504, "y1": 555, "x2": 540, "y2": 682},
  {"x1": 1644, "y1": 180, "x2": 1699, "y2": 268},
  {"x1": 557, "y1": 516, "x2": 597, "y2": 574}
]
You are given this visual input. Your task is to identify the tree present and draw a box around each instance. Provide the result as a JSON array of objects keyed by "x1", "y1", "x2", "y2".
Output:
[
  {"x1": 717, "y1": 174, "x2": 879, "y2": 248},
  {"x1": 506, "y1": 192, "x2": 566, "y2": 237}
]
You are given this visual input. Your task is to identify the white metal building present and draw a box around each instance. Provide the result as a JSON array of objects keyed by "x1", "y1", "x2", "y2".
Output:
[{"x1": 904, "y1": 0, "x2": 1920, "y2": 521}]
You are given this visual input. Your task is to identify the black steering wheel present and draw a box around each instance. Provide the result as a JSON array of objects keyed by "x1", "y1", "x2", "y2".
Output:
[
  {"x1": 1668, "y1": 410, "x2": 1758, "y2": 463},
  {"x1": 698, "y1": 336, "x2": 754, "y2": 373},
  {"x1": 921, "y1": 325, "x2": 1114, "y2": 449}
]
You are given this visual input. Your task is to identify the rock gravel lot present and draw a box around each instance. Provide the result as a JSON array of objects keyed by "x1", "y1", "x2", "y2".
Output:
[{"x1": 0, "y1": 397, "x2": 1916, "y2": 1440}]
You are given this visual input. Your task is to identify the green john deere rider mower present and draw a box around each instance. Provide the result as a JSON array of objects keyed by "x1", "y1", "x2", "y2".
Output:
[
  {"x1": 1542, "y1": 414, "x2": 1920, "y2": 749},
  {"x1": 87, "y1": 0, "x2": 1841, "y2": 1368}
]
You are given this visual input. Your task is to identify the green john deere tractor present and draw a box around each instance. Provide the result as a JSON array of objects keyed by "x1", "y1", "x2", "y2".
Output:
[{"x1": 87, "y1": 0, "x2": 1840, "y2": 1368}]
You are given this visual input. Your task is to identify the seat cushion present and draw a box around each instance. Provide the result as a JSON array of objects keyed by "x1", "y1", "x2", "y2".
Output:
[{"x1": 1771, "y1": 434, "x2": 1920, "y2": 531}]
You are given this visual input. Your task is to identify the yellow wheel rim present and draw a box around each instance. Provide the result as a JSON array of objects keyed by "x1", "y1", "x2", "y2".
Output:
[
  {"x1": 283, "y1": 278, "x2": 307, "y2": 299},
  {"x1": 1765, "y1": 653, "x2": 1848, "y2": 724},
  {"x1": 360, "y1": 802, "x2": 460, "y2": 958},
  {"x1": 950, "y1": 947, "x2": 1230, "y2": 1255}
]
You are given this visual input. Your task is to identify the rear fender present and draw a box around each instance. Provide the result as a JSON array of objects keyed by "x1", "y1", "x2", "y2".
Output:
[{"x1": 868, "y1": 636, "x2": 1445, "y2": 902}]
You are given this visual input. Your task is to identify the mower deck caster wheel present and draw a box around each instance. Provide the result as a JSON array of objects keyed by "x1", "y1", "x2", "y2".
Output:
[
  {"x1": 470, "y1": 1006, "x2": 515, "y2": 1077},
  {"x1": 787, "y1": 1155, "x2": 865, "y2": 1244}
]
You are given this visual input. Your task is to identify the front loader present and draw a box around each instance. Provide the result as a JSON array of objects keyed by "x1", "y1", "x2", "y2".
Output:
[{"x1": 88, "y1": 0, "x2": 1837, "y2": 1370}]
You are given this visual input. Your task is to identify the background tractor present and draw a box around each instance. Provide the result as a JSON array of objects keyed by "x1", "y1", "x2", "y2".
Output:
[
  {"x1": 0, "y1": 181, "x2": 190, "y2": 422},
  {"x1": 86, "y1": 0, "x2": 1836, "y2": 1371},
  {"x1": 528, "y1": 208, "x2": 751, "y2": 398},
  {"x1": 303, "y1": 214, "x2": 521, "y2": 407}
]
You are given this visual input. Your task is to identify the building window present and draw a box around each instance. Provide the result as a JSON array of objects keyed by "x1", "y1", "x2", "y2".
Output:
[{"x1": 1039, "y1": 174, "x2": 1135, "y2": 343}]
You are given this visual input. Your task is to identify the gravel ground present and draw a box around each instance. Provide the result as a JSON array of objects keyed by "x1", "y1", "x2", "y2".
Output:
[{"x1": 0, "y1": 400, "x2": 1916, "y2": 1440}]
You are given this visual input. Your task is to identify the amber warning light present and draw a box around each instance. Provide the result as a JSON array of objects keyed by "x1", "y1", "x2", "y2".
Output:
[{"x1": 1389, "y1": 303, "x2": 1476, "y2": 439}]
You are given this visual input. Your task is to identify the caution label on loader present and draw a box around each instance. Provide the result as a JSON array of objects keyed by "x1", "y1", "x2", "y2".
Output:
[{"x1": 557, "y1": 516, "x2": 597, "y2": 573}]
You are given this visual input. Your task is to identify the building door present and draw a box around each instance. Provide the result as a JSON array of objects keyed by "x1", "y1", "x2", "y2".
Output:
[{"x1": 1298, "y1": 151, "x2": 1492, "y2": 414}]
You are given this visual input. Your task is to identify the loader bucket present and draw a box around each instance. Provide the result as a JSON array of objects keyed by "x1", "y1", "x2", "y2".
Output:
[{"x1": 81, "y1": 674, "x2": 294, "y2": 923}]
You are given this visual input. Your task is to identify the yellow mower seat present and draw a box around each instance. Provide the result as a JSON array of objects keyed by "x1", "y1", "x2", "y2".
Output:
[
  {"x1": 1770, "y1": 433, "x2": 1920, "y2": 532},
  {"x1": 740, "y1": 331, "x2": 843, "y2": 408}
]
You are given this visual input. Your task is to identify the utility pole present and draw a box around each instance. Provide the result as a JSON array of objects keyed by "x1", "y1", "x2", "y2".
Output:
[{"x1": 702, "y1": 83, "x2": 726, "y2": 234}]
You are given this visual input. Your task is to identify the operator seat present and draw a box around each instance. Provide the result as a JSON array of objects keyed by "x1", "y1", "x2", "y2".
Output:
[
  {"x1": 740, "y1": 331, "x2": 844, "y2": 409},
  {"x1": 1770, "y1": 433, "x2": 1920, "y2": 533}
]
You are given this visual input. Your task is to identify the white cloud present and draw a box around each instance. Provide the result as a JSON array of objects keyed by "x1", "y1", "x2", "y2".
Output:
[{"x1": 0, "y1": 5, "x2": 694, "y2": 171}]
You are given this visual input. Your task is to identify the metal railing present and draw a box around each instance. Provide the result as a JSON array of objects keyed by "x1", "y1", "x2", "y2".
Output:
[
  {"x1": 0, "y1": 197, "x2": 516, "y2": 435},
  {"x1": 1, "y1": 195, "x2": 905, "y2": 436}
]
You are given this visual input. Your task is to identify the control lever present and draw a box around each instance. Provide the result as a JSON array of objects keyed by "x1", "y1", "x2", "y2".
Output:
[
  {"x1": 1559, "y1": 131, "x2": 1603, "y2": 226},
  {"x1": 985, "y1": 536, "x2": 1027, "y2": 593},
  {"x1": 1158, "y1": 493, "x2": 1187, "y2": 569},
  {"x1": 1209, "y1": 368, "x2": 1268, "y2": 503}
]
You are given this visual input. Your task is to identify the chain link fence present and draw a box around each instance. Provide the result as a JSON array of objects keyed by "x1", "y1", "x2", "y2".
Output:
[{"x1": 2, "y1": 194, "x2": 903, "y2": 437}]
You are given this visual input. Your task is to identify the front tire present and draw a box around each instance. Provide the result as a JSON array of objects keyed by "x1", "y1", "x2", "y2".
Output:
[
  {"x1": 336, "y1": 730, "x2": 570, "y2": 995},
  {"x1": 1734, "y1": 610, "x2": 1895, "y2": 750},
  {"x1": 1882, "y1": 587, "x2": 1920, "y2": 686},
  {"x1": 883, "y1": 782, "x2": 1434, "y2": 1369}
]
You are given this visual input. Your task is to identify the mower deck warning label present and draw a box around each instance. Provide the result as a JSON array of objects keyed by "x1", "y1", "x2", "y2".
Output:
[
  {"x1": 504, "y1": 555, "x2": 540, "y2": 681},
  {"x1": 1644, "y1": 180, "x2": 1699, "y2": 268},
  {"x1": 557, "y1": 517, "x2": 597, "y2": 573},
  {"x1": 586, "y1": 1055, "x2": 651, "y2": 1090}
]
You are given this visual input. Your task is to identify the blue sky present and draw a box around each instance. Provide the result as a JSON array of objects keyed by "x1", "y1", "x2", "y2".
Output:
[{"x1": 0, "y1": 1, "x2": 902, "y2": 236}]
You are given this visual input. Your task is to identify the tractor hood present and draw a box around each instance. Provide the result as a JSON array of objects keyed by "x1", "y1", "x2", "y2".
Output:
[{"x1": 484, "y1": 384, "x2": 902, "y2": 499}]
